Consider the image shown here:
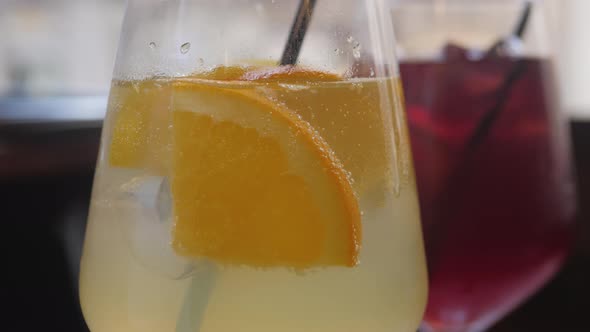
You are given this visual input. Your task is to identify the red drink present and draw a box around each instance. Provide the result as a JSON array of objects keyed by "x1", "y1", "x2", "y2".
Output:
[{"x1": 401, "y1": 56, "x2": 576, "y2": 331}]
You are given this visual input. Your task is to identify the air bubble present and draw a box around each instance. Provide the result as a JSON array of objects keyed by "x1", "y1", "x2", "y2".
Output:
[
  {"x1": 353, "y1": 43, "x2": 361, "y2": 60},
  {"x1": 180, "y1": 42, "x2": 191, "y2": 54}
]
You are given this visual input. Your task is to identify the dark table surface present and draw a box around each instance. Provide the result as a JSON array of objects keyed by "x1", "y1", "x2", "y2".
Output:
[
  {"x1": 490, "y1": 121, "x2": 590, "y2": 332},
  {"x1": 2, "y1": 120, "x2": 589, "y2": 332}
]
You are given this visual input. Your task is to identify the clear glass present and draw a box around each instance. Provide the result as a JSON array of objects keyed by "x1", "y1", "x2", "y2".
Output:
[
  {"x1": 79, "y1": 1, "x2": 428, "y2": 332},
  {"x1": 391, "y1": 0, "x2": 576, "y2": 331}
]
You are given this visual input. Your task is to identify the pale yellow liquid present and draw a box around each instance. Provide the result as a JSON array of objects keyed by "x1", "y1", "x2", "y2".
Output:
[{"x1": 80, "y1": 75, "x2": 427, "y2": 332}]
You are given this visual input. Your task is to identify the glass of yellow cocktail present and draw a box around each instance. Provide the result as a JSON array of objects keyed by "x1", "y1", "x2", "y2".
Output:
[{"x1": 79, "y1": 1, "x2": 428, "y2": 331}]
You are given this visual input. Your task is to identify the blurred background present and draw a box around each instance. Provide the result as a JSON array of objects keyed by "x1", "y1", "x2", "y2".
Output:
[{"x1": 1, "y1": 0, "x2": 589, "y2": 331}]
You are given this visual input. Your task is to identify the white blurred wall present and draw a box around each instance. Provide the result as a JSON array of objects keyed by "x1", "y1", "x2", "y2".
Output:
[
  {"x1": 555, "y1": 0, "x2": 590, "y2": 119},
  {"x1": 0, "y1": 0, "x2": 124, "y2": 96}
]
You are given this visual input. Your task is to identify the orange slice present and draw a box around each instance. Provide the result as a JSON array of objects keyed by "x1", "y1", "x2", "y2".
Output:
[
  {"x1": 108, "y1": 68, "x2": 361, "y2": 269},
  {"x1": 239, "y1": 65, "x2": 341, "y2": 83},
  {"x1": 171, "y1": 83, "x2": 360, "y2": 269},
  {"x1": 190, "y1": 66, "x2": 248, "y2": 81},
  {"x1": 190, "y1": 65, "x2": 342, "y2": 83}
]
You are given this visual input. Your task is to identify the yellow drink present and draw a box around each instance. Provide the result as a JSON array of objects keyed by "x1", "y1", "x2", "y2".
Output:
[{"x1": 80, "y1": 67, "x2": 427, "y2": 332}]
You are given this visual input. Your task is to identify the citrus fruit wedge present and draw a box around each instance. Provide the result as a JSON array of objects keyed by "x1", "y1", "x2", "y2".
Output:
[
  {"x1": 170, "y1": 83, "x2": 360, "y2": 269},
  {"x1": 239, "y1": 65, "x2": 341, "y2": 83},
  {"x1": 108, "y1": 68, "x2": 361, "y2": 269}
]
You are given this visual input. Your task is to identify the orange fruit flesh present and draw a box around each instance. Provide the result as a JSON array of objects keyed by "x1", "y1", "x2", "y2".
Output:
[
  {"x1": 108, "y1": 66, "x2": 361, "y2": 269},
  {"x1": 108, "y1": 81, "x2": 171, "y2": 173},
  {"x1": 239, "y1": 66, "x2": 341, "y2": 82}
]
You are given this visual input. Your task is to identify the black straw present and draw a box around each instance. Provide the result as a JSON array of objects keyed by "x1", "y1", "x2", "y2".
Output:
[
  {"x1": 462, "y1": 62, "x2": 528, "y2": 159},
  {"x1": 280, "y1": 0, "x2": 318, "y2": 65},
  {"x1": 514, "y1": 2, "x2": 533, "y2": 38},
  {"x1": 487, "y1": 1, "x2": 533, "y2": 56},
  {"x1": 470, "y1": 2, "x2": 533, "y2": 152}
]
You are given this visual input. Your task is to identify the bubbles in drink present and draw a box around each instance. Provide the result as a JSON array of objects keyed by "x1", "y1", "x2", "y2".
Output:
[
  {"x1": 353, "y1": 45, "x2": 361, "y2": 60},
  {"x1": 347, "y1": 36, "x2": 361, "y2": 59},
  {"x1": 180, "y1": 42, "x2": 191, "y2": 54}
]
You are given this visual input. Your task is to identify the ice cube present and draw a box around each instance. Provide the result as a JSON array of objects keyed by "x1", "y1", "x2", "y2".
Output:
[{"x1": 118, "y1": 176, "x2": 195, "y2": 279}]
